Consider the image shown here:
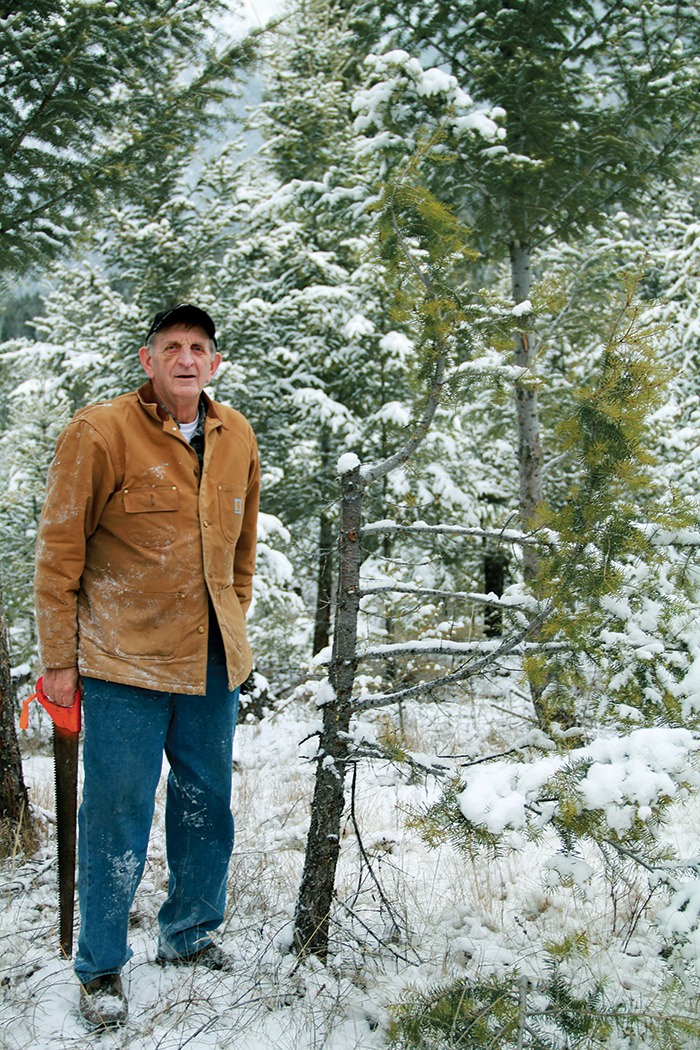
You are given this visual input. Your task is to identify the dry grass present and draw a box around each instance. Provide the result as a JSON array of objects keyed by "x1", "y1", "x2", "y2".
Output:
[{"x1": 0, "y1": 804, "x2": 41, "y2": 861}]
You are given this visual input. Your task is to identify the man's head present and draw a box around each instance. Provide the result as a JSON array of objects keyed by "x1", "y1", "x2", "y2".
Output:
[
  {"x1": 145, "y1": 303, "x2": 217, "y2": 350},
  {"x1": 139, "y1": 304, "x2": 222, "y2": 423}
]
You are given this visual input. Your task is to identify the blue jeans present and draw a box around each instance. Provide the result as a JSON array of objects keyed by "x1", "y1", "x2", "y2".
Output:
[{"x1": 74, "y1": 647, "x2": 239, "y2": 982}]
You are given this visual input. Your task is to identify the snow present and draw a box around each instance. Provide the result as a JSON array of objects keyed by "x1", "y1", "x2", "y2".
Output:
[
  {"x1": 457, "y1": 756, "x2": 560, "y2": 834},
  {"x1": 292, "y1": 388, "x2": 357, "y2": 435},
  {"x1": 453, "y1": 728, "x2": 700, "y2": 844},
  {"x1": 344, "y1": 314, "x2": 375, "y2": 338},
  {"x1": 337, "y1": 452, "x2": 361, "y2": 475},
  {"x1": 378, "y1": 331, "x2": 412, "y2": 355},
  {"x1": 353, "y1": 50, "x2": 501, "y2": 144},
  {"x1": 416, "y1": 67, "x2": 455, "y2": 97},
  {"x1": 373, "y1": 400, "x2": 411, "y2": 426},
  {"x1": 544, "y1": 853, "x2": 594, "y2": 888},
  {"x1": 315, "y1": 677, "x2": 336, "y2": 707},
  {"x1": 4, "y1": 687, "x2": 700, "y2": 1046},
  {"x1": 676, "y1": 652, "x2": 700, "y2": 715}
]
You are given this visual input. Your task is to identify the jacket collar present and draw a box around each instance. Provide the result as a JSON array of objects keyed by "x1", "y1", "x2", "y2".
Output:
[{"x1": 136, "y1": 380, "x2": 223, "y2": 427}]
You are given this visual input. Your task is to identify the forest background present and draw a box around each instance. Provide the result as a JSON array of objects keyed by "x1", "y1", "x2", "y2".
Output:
[{"x1": 5, "y1": 1, "x2": 700, "y2": 1047}]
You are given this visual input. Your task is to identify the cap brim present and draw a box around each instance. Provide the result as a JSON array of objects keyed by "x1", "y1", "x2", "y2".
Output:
[{"x1": 146, "y1": 304, "x2": 216, "y2": 345}]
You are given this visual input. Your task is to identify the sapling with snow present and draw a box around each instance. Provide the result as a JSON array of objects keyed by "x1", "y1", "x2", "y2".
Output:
[
  {"x1": 293, "y1": 161, "x2": 528, "y2": 956},
  {"x1": 410, "y1": 299, "x2": 700, "y2": 986}
]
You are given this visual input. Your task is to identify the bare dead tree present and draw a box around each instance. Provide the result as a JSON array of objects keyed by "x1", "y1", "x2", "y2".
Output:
[{"x1": 0, "y1": 577, "x2": 32, "y2": 851}]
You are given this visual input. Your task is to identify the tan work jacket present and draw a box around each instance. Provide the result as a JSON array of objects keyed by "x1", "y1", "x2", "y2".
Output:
[{"x1": 35, "y1": 381, "x2": 259, "y2": 694}]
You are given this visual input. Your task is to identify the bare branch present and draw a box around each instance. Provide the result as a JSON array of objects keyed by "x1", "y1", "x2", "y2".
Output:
[
  {"x1": 333, "y1": 894, "x2": 420, "y2": 966},
  {"x1": 343, "y1": 735, "x2": 452, "y2": 778},
  {"x1": 599, "y1": 836, "x2": 662, "y2": 876},
  {"x1": 348, "y1": 763, "x2": 406, "y2": 940},
  {"x1": 360, "y1": 520, "x2": 553, "y2": 546},
  {"x1": 359, "y1": 638, "x2": 568, "y2": 661},
  {"x1": 354, "y1": 605, "x2": 552, "y2": 711},
  {"x1": 361, "y1": 353, "x2": 446, "y2": 487},
  {"x1": 456, "y1": 743, "x2": 533, "y2": 767},
  {"x1": 360, "y1": 581, "x2": 542, "y2": 612}
]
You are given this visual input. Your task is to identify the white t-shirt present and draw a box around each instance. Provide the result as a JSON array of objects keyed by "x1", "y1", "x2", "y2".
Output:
[{"x1": 179, "y1": 418, "x2": 198, "y2": 442}]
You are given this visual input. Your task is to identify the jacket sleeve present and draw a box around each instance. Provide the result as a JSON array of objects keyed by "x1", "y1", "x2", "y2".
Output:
[
  {"x1": 233, "y1": 430, "x2": 260, "y2": 614},
  {"x1": 34, "y1": 419, "x2": 118, "y2": 669}
]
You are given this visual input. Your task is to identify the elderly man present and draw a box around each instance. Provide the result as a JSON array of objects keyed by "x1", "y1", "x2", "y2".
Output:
[{"x1": 34, "y1": 304, "x2": 259, "y2": 1030}]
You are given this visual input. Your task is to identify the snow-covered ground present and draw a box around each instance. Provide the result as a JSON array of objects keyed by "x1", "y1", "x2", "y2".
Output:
[{"x1": 2, "y1": 687, "x2": 698, "y2": 1048}]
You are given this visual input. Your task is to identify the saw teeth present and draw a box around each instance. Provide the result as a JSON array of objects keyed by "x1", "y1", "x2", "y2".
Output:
[{"x1": 53, "y1": 726, "x2": 79, "y2": 958}]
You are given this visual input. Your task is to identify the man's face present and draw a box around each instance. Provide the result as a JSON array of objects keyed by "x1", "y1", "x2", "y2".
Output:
[{"x1": 138, "y1": 323, "x2": 221, "y2": 416}]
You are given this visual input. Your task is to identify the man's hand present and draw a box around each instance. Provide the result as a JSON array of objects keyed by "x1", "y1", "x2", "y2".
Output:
[{"x1": 43, "y1": 667, "x2": 81, "y2": 708}]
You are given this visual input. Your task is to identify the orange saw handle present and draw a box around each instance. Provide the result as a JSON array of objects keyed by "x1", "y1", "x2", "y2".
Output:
[{"x1": 20, "y1": 676, "x2": 81, "y2": 734}]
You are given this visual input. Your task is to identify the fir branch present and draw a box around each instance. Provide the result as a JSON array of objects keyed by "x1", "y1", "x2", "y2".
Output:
[
  {"x1": 2, "y1": 61, "x2": 72, "y2": 169},
  {"x1": 533, "y1": 108, "x2": 700, "y2": 251},
  {"x1": 561, "y1": 0, "x2": 628, "y2": 61}
]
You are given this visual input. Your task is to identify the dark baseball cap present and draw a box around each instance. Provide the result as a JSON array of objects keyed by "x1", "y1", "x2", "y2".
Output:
[{"x1": 146, "y1": 304, "x2": 217, "y2": 347}]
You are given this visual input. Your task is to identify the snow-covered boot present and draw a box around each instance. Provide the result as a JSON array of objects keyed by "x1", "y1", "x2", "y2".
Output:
[{"x1": 79, "y1": 973, "x2": 128, "y2": 1030}]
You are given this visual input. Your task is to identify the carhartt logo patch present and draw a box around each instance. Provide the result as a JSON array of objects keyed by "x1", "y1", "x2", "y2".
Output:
[{"x1": 234, "y1": 498, "x2": 243, "y2": 515}]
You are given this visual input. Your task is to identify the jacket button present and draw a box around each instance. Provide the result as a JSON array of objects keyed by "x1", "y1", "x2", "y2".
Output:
[
  {"x1": 202, "y1": 520, "x2": 209, "y2": 528},
  {"x1": 197, "y1": 625, "x2": 206, "y2": 634}
]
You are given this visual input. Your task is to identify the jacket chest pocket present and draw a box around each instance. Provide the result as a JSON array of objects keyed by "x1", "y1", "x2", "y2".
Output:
[
  {"x1": 122, "y1": 486, "x2": 179, "y2": 548},
  {"x1": 218, "y1": 485, "x2": 245, "y2": 543}
]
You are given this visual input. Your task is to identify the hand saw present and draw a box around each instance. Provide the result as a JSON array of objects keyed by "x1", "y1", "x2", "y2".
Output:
[{"x1": 20, "y1": 676, "x2": 81, "y2": 958}]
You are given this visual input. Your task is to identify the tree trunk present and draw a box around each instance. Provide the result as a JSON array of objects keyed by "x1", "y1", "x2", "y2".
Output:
[
  {"x1": 312, "y1": 509, "x2": 334, "y2": 656},
  {"x1": 510, "y1": 239, "x2": 542, "y2": 581},
  {"x1": 0, "y1": 578, "x2": 32, "y2": 851},
  {"x1": 483, "y1": 550, "x2": 508, "y2": 638},
  {"x1": 510, "y1": 240, "x2": 562, "y2": 729},
  {"x1": 293, "y1": 245, "x2": 447, "y2": 957},
  {"x1": 294, "y1": 464, "x2": 363, "y2": 958}
]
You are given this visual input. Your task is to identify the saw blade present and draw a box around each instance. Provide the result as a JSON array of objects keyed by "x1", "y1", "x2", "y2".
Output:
[{"x1": 53, "y1": 724, "x2": 79, "y2": 958}]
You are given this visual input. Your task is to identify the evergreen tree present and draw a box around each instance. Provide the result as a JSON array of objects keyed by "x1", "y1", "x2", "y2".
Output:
[
  {"x1": 358, "y1": 0, "x2": 700, "y2": 543},
  {"x1": 0, "y1": 0, "x2": 254, "y2": 841},
  {"x1": 211, "y1": 0, "x2": 421, "y2": 661},
  {"x1": 0, "y1": 0, "x2": 255, "y2": 278},
  {"x1": 289, "y1": 3, "x2": 700, "y2": 960},
  {"x1": 0, "y1": 139, "x2": 310, "y2": 696},
  {"x1": 353, "y1": 1, "x2": 700, "y2": 725},
  {"x1": 0, "y1": 363, "x2": 73, "y2": 680}
]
